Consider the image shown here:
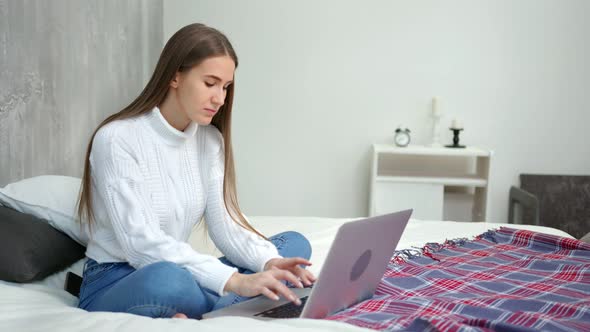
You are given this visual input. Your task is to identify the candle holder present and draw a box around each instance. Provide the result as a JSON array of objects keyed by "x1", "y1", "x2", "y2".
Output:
[
  {"x1": 445, "y1": 128, "x2": 466, "y2": 148},
  {"x1": 430, "y1": 112, "x2": 442, "y2": 147},
  {"x1": 429, "y1": 97, "x2": 443, "y2": 147}
]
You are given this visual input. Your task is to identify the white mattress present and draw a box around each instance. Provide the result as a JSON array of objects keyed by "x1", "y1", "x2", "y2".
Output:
[{"x1": 0, "y1": 217, "x2": 573, "y2": 332}]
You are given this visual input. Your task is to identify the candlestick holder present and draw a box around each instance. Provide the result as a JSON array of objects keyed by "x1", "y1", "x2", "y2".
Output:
[
  {"x1": 429, "y1": 113, "x2": 442, "y2": 147},
  {"x1": 445, "y1": 128, "x2": 466, "y2": 148}
]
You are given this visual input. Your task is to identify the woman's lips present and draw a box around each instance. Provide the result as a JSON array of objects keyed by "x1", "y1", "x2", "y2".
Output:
[{"x1": 205, "y1": 108, "x2": 217, "y2": 115}]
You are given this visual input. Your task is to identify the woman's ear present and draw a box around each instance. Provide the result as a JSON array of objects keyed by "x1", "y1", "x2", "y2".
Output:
[{"x1": 170, "y1": 72, "x2": 181, "y2": 89}]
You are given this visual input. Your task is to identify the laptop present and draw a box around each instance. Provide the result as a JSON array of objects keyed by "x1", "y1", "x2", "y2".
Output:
[{"x1": 203, "y1": 209, "x2": 412, "y2": 320}]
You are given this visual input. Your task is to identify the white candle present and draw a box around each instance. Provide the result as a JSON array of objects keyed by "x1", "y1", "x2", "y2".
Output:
[
  {"x1": 451, "y1": 118, "x2": 463, "y2": 129},
  {"x1": 431, "y1": 97, "x2": 440, "y2": 117}
]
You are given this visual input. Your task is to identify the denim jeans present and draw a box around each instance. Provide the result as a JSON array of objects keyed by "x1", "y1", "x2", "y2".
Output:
[{"x1": 77, "y1": 231, "x2": 312, "y2": 319}]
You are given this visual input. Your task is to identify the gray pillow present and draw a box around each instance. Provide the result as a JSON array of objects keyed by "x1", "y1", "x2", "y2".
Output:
[{"x1": 0, "y1": 206, "x2": 86, "y2": 283}]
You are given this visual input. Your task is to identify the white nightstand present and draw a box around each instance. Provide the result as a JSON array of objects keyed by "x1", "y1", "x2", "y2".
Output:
[{"x1": 368, "y1": 144, "x2": 493, "y2": 221}]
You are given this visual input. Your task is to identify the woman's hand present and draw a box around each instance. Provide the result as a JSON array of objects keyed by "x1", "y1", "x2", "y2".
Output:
[
  {"x1": 224, "y1": 269, "x2": 305, "y2": 305},
  {"x1": 264, "y1": 257, "x2": 316, "y2": 286}
]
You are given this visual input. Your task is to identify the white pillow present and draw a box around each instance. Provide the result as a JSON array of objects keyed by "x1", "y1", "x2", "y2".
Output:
[
  {"x1": 0, "y1": 175, "x2": 89, "y2": 246},
  {"x1": 33, "y1": 258, "x2": 87, "y2": 292}
]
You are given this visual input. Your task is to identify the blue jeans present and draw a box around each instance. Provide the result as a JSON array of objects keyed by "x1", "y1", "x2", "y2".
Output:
[{"x1": 77, "y1": 231, "x2": 311, "y2": 319}]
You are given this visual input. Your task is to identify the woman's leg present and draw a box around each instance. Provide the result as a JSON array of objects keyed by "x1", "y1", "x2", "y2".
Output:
[
  {"x1": 212, "y1": 231, "x2": 312, "y2": 310},
  {"x1": 79, "y1": 260, "x2": 213, "y2": 319},
  {"x1": 267, "y1": 231, "x2": 312, "y2": 261}
]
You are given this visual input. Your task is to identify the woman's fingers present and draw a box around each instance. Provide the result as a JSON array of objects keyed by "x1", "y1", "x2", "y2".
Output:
[
  {"x1": 288, "y1": 263, "x2": 317, "y2": 286},
  {"x1": 293, "y1": 265, "x2": 312, "y2": 286},
  {"x1": 284, "y1": 257, "x2": 312, "y2": 267},
  {"x1": 275, "y1": 258, "x2": 317, "y2": 286},
  {"x1": 239, "y1": 269, "x2": 312, "y2": 305},
  {"x1": 271, "y1": 266, "x2": 303, "y2": 288},
  {"x1": 304, "y1": 268, "x2": 317, "y2": 282},
  {"x1": 266, "y1": 278, "x2": 301, "y2": 305},
  {"x1": 260, "y1": 287, "x2": 280, "y2": 301}
]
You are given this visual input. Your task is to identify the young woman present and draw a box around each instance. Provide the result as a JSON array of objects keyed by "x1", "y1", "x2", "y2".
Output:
[{"x1": 76, "y1": 23, "x2": 315, "y2": 319}]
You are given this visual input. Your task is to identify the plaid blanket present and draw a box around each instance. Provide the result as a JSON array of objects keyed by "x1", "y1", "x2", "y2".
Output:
[{"x1": 326, "y1": 227, "x2": 590, "y2": 331}]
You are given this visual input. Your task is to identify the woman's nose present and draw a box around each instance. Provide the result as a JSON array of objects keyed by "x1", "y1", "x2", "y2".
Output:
[{"x1": 211, "y1": 88, "x2": 225, "y2": 106}]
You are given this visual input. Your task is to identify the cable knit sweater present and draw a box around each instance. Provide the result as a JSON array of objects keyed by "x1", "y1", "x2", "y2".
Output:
[{"x1": 85, "y1": 107, "x2": 281, "y2": 296}]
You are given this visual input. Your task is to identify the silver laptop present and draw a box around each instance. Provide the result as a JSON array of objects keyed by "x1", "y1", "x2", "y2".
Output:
[{"x1": 203, "y1": 209, "x2": 412, "y2": 320}]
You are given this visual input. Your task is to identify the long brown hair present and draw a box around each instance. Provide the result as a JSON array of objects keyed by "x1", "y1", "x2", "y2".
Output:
[{"x1": 77, "y1": 23, "x2": 266, "y2": 239}]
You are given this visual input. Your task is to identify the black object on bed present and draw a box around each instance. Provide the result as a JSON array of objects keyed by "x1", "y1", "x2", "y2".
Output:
[
  {"x1": 0, "y1": 206, "x2": 86, "y2": 283},
  {"x1": 64, "y1": 271, "x2": 84, "y2": 297}
]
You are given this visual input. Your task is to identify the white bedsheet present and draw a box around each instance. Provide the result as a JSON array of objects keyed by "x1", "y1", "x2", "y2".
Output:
[{"x1": 0, "y1": 217, "x2": 573, "y2": 332}]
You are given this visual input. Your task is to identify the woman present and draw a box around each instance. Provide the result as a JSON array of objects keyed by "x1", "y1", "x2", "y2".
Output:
[{"x1": 76, "y1": 23, "x2": 315, "y2": 319}]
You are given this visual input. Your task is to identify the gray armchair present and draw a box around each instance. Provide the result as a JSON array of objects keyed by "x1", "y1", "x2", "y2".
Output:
[{"x1": 508, "y1": 174, "x2": 590, "y2": 239}]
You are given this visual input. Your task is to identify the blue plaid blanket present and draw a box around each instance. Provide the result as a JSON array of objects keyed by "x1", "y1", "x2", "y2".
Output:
[{"x1": 326, "y1": 227, "x2": 590, "y2": 331}]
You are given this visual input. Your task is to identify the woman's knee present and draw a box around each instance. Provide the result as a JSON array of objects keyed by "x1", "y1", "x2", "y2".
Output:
[
  {"x1": 271, "y1": 231, "x2": 312, "y2": 260},
  {"x1": 133, "y1": 261, "x2": 211, "y2": 318},
  {"x1": 138, "y1": 261, "x2": 193, "y2": 289}
]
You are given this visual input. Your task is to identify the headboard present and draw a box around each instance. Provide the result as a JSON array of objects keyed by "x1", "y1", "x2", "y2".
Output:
[{"x1": 0, "y1": 0, "x2": 163, "y2": 186}]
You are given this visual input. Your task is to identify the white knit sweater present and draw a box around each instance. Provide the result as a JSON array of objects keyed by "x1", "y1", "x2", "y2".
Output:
[{"x1": 85, "y1": 107, "x2": 281, "y2": 296}]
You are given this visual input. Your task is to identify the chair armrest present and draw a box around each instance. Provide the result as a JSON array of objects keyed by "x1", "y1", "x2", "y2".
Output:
[{"x1": 508, "y1": 186, "x2": 540, "y2": 225}]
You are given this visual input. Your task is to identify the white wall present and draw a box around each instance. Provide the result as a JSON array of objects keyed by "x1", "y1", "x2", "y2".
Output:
[{"x1": 164, "y1": 0, "x2": 590, "y2": 222}]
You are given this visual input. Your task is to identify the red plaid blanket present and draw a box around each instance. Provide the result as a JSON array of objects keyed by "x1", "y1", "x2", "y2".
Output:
[{"x1": 326, "y1": 227, "x2": 590, "y2": 331}]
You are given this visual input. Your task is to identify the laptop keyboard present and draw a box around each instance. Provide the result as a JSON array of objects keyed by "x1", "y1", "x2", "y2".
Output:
[{"x1": 254, "y1": 296, "x2": 309, "y2": 318}]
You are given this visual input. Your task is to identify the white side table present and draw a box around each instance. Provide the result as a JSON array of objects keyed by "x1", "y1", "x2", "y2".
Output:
[{"x1": 369, "y1": 144, "x2": 493, "y2": 221}]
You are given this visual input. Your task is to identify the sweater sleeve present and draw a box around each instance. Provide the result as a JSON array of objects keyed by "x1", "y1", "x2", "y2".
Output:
[
  {"x1": 90, "y1": 126, "x2": 237, "y2": 296},
  {"x1": 203, "y1": 128, "x2": 282, "y2": 273}
]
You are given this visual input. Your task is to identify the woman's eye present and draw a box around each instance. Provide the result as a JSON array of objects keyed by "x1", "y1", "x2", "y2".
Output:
[{"x1": 205, "y1": 82, "x2": 215, "y2": 87}]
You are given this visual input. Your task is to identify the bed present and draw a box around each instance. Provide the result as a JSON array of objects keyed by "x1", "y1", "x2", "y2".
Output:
[{"x1": 1, "y1": 213, "x2": 586, "y2": 332}]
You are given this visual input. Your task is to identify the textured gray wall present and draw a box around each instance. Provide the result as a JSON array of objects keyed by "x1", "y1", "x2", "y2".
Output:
[{"x1": 0, "y1": 0, "x2": 163, "y2": 185}]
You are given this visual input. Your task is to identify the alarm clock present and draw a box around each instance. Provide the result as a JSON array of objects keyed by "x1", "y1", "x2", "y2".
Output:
[{"x1": 394, "y1": 128, "x2": 411, "y2": 147}]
